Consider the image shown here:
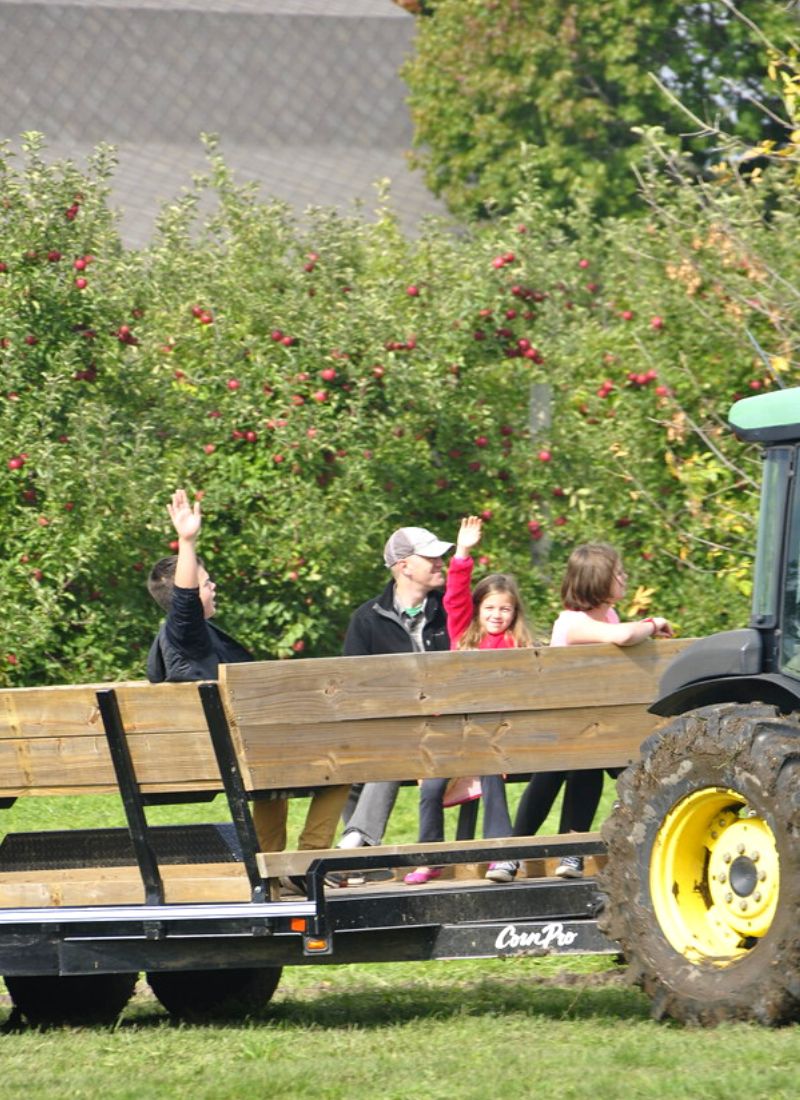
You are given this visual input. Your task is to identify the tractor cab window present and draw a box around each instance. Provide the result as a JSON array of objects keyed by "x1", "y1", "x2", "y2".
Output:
[
  {"x1": 779, "y1": 449, "x2": 800, "y2": 676},
  {"x1": 753, "y1": 447, "x2": 791, "y2": 629}
]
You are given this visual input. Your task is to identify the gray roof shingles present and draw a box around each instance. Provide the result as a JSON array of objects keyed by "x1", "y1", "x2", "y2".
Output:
[{"x1": 0, "y1": 0, "x2": 447, "y2": 246}]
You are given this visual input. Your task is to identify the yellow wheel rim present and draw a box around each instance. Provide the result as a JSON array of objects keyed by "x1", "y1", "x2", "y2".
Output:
[{"x1": 649, "y1": 787, "x2": 779, "y2": 965}]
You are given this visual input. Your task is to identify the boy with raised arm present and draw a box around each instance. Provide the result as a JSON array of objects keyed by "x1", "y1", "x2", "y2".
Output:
[{"x1": 146, "y1": 489, "x2": 349, "y2": 893}]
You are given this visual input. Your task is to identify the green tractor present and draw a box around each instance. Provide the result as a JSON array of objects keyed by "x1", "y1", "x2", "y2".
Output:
[{"x1": 600, "y1": 385, "x2": 800, "y2": 1025}]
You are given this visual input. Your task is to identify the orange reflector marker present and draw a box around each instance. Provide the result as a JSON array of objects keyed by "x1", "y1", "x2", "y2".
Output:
[
  {"x1": 304, "y1": 937, "x2": 330, "y2": 952},
  {"x1": 290, "y1": 918, "x2": 307, "y2": 933}
]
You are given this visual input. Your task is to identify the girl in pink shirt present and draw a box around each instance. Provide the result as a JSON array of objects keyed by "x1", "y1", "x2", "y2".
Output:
[
  {"x1": 405, "y1": 516, "x2": 534, "y2": 885},
  {"x1": 514, "y1": 542, "x2": 672, "y2": 878}
]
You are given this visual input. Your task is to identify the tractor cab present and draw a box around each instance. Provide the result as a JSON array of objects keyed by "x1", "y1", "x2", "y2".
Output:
[{"x1": 653, "y1": 386, "x2": 800, "y2": 716}]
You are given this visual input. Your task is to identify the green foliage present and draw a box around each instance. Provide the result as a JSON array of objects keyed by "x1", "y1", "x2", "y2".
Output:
[
  {"x1": 402, "y1": 0, "x2": 796, "y2": 220},
  {"x1": 6, "y1": 121, "x2": 800, "y2": 684}
]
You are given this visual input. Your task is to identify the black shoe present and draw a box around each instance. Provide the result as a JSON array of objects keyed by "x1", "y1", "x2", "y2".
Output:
[
  {"x1": 554, "y1": 855, "x2": 584, "y2": 879},
  {"x1": 323, "y1": 871, "x2": 349, "y2": 888},
  {"x1": 279, "y1": 875, "x2": 307, "y2": 896},
  {"x1": 357, "y1": 868, "x2": 395, "y2": 884}
]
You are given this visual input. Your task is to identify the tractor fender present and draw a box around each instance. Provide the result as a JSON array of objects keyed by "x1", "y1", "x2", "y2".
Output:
[{"x1": 650, "y1": 627, "x2": 800, "y2": 717}]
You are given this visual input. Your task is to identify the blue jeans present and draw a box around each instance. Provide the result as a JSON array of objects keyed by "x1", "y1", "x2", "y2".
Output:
[{"x1": 418, "y1": 774, "x2": 512, "y2": 843}]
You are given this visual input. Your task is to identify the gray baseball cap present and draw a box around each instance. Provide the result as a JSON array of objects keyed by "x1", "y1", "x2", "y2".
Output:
[{"x1": 384, "y1": 526, "x2": 453, "y2": 567}]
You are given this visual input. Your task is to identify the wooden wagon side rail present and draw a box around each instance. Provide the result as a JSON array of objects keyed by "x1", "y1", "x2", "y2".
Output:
[
  {"x1": 219, "y1": 638, "x2": 693, "y2": 791},
  {"x1": 0, "y1": 637, "x2": 693, "y2": 908},
  {"x1": 0, "y1": 681, "x2": 222, "y2": 798}
]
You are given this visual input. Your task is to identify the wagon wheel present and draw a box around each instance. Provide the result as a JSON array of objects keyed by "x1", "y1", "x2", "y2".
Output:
[
  {"x1": 600, "y1": 702, "x2": 800, "y2": 1025},
  {"x1": 4, "y1": 972, "x2": 138, "y2": 1027},
  {"x1": 147, "y1": 966, "x2": 282, "y2": 1020}
]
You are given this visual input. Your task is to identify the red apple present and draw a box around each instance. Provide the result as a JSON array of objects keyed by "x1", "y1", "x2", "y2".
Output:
[
  {"x1": 202, "y1": 443, "x2": 216, "y2": 455},
  {"x1": 226, "y1": 379, "x2": 240, "y2": 391},
  {"x1": 537, "y1": 449, "x2": 552, "y2": 462}
]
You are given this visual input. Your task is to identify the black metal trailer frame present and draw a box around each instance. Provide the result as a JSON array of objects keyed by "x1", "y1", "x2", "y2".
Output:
[{"x1": 0, "y1": 682, "x2": 617, "y2": 993}]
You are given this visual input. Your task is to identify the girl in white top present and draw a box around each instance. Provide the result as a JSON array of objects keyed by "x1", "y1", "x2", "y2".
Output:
[{"x1": 515, "y1": 542, "x2": 672, "y2": 878}]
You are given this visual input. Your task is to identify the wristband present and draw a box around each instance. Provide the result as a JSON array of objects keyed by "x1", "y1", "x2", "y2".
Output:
[{"x1": 643, "y1": 617, "x2": 658, "y2": 636}]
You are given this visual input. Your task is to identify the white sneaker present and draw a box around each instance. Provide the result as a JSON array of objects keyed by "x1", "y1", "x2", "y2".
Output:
[{"x1": 338, "y1": 829, "x2": 366, "y2": 849}]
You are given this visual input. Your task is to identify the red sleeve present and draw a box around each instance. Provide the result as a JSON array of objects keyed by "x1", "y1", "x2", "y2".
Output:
[{"x1": 443, "y1": 556, "x2": 475, "y2": 648}]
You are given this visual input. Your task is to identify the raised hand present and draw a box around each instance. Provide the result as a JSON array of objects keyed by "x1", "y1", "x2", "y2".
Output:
[
  {"x1": 455, "y1": 515, "x2": 482, "y2": 556},
  {"x1": 167, "y1": 488, "x2": 202, "y2": 542}
]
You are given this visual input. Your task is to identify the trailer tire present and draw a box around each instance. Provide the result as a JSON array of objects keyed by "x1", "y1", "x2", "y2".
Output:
[
  {"x1": 4, "y1": 972, "x2": 137, "y2": 1027},
  {"x1": 147, "y1": 966, "x2": 282, "y2": 1020},
  {"x1": 599, "y1": 702, "x2": 800, "y2": 1026}
]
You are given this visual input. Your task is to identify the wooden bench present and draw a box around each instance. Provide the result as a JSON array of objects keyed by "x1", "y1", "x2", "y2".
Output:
[{"x1": 0, "y1": 638, "x2": 692, "y2": 908}]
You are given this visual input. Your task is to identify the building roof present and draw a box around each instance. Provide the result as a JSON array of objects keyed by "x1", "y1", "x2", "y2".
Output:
[{"x1": 0, "y1": 0, "x2": 447, "y2": 247}]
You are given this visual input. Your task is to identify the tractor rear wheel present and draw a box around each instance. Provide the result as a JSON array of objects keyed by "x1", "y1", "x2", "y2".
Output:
[{"x1": 600, "y1": 702, "x2": 800, "y2": 1025}]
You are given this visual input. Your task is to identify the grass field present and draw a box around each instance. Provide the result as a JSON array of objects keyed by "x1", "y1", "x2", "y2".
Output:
[{"x1": 2, "y1": 784, "x2": 800, "y2": 1099}]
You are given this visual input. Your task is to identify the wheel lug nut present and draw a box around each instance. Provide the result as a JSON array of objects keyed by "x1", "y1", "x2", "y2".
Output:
[
  {"x1": 724, "y1": 892, "x2": 733, "y2": 903},
  {"x1": 737, "y1": 843, "x2": 746, "y2": 855},
  {"x1": 711, "y1": 830, "x2": 718, "y2": 839},
  {"x1": 723, "y1": 852, "x2": 732, "y2": 863},
  {"x1": 759, "y1": 871, "x2": 767, "y2": 882},
  {"x1": 739, "y1": 900, "x2": 748, "y2": 911},
  {"x1": 754, "y1": 891, "x2": 762, "y2": 903},
  {"x1": 717, "y1": 873, "x2": 727, "y2": 883},
  {"x1": 719, "y1": 818, "x2": 727, "y2": 827},
  {"x1": 750, "y1": 851, "x2": 760, "y2": 862}
]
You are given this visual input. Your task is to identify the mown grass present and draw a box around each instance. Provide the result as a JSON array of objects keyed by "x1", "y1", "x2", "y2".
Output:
[{"x1": 2, "y1": 784, "x2": 800, "y2": 1099}]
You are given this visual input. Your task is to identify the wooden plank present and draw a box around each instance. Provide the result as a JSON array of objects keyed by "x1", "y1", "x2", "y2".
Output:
[
  {"x1": 233, "y1": 703, "x2": 665, "y2": 790},
  {"x1": 258, "y1": 831, "x2": 601, "y2": 878},
  {"x1": 0, "y1": 682, "x2": 221, "y2": 796},
  {"x1": 0, "y1": 862, "x2": 251, "y2": 908},
  {"x1": 220, "y1": 639, "x2": 691, "y2": 726}
]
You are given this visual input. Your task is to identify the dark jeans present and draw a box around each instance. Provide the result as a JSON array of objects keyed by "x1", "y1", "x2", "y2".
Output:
[
  {"x1": 418, "y1": 774, "x2": 512, "y2": 843},
  {"x1": 514, "y1": 769, "x2": 605, "y2": 836}
]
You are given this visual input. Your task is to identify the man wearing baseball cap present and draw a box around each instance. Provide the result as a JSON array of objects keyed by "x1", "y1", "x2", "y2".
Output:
[{"x1": 335, "y1": 525, "x2": 454, "y2": 863}]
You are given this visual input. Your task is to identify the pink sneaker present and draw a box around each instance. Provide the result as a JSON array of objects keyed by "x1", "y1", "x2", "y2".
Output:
[{"x1": 404, "y1": 867, "x2": 443, "y2": 885}]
